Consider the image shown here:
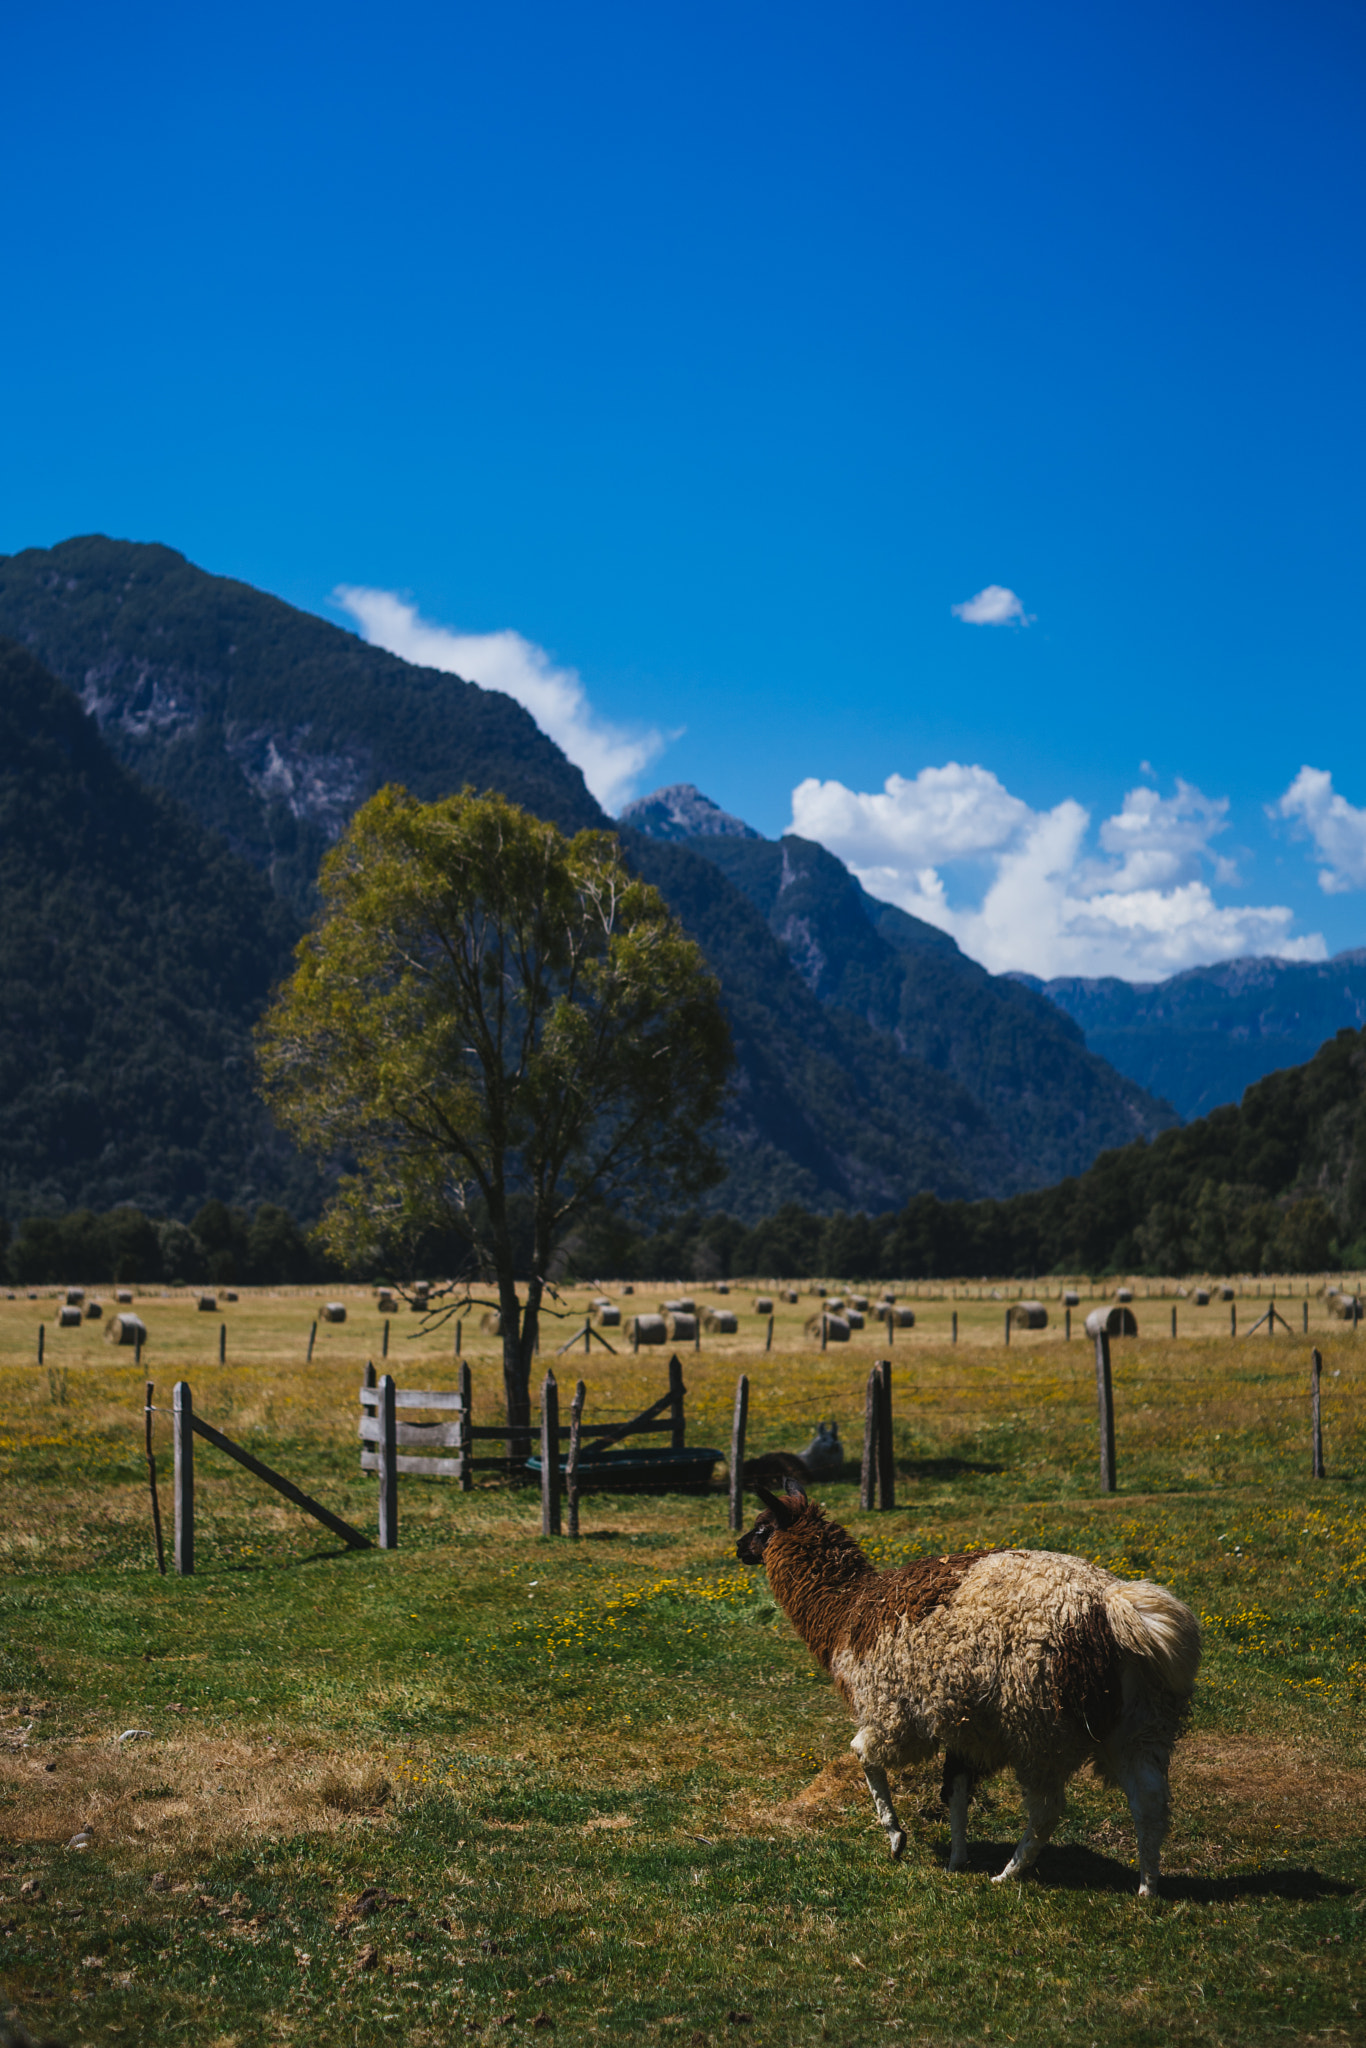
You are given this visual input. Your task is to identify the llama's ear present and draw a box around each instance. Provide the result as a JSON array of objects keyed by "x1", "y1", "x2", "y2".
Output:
[
  {"x1": 783, "y1": 1479, "x2": 808, "y2": 1503},
  {"x1": 756, "y1": 1487, "x2": 787, "y2": 1519}
]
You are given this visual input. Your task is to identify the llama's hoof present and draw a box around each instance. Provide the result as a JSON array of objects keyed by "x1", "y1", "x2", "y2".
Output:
[
  {"x1": 888, "y1": 1830, "x2": 906, "y2": 1861},
  {"x1": 991, "y1": 1863, "x2": 1021, "y2": 1885},
  {"x1": 1137, "y1": 1879, "x2": 1157, "y2": 1900}
]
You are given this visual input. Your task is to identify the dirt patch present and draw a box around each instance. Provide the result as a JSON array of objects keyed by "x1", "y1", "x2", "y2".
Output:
[{"x1": 1172, "y1": 1732, "x2": 1366, "y2": 1843}]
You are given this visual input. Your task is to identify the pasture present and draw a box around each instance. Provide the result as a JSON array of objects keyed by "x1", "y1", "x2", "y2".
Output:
[{"x1": 1, "y1": 1279, "x2": 1363, "y2": 2046}]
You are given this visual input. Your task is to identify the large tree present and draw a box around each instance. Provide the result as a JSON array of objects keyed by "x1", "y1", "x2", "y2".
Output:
[{"x1": 257, "y1": 786, "x2": 732, "y2": 1438}]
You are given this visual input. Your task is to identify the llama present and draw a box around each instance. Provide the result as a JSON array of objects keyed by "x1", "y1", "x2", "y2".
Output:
[
  {"x1": 744, "y1": 1419, "x2": 844, "y2": 1488},
  {"x1": 737, "y1": 1485, "x2": 1200, "y2": 1896}
]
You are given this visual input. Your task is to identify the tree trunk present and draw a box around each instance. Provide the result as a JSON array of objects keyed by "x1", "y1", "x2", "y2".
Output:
[{"x1": 498, "y1": 1269, "x2": 531, "y2": 1470}]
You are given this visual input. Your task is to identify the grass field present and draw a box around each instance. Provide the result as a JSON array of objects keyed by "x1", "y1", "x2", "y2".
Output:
[{"x1": 2, "y1": 1279, "x2": 1364, "y2": 2046}]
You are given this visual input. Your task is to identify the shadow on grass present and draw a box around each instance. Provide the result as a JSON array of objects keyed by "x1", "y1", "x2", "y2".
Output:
[{"x1": 968, "y1": 1840, "x2": 1356, "y2": 1902}]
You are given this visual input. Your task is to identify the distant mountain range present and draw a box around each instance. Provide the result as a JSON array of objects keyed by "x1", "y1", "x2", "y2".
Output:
[
  {"x1": 0, "y1": 537, "x2": 1184, "y2": 1224},
  {"x1": 1017, "y1": 955, "x2": 1366, "y2": 1119}
]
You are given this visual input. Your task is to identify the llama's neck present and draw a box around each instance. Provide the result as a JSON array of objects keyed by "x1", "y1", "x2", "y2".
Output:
[{"x1": 765, "y1": 1513, "x2": 874, "y2": 1667}]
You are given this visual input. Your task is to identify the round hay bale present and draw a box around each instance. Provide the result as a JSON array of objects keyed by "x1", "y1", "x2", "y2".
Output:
[
  {"x1": 805, "y1": 1312, "x2": 850, "y2": 1342},
  {"x1": 1327, "y1": 1292, "x2": 1362, "y2": 1320},
  {"x1": 322, "y1": 1302, "x2": 347, "y2": 1323},
  {"x1": 825, "y1": 1297, "x2": 846, "y2": 1315},
  {"x1": 1009, "y1": 1301, "x2": 1048, "y2": 1330},
  {"x1": 197, "y1": 1294, "x2": 217, "y2": 1313},
  {"x1": 1085, "y1": 1305, "x2": 1138, "y2": 1338},
  {"x1": 666, "y1": 1312, "x2": 698, "y2": 1341},
  {"x1": 224, "y1": 1290, "x2": 238, "y2": 1303},
  {"x1": 57, "y1": 1306, "x2": 82, "y2": 1329},
  {"x1": 715, "y1": 1281, "x2": 730, "y2": 1295},
  {"x1": 376, "y1": 1290, "x2": 398, "y2": 1314},
  {"x1": 1193, "y1": 1288, "x2": 1210, "y2": 1306},
  {"x1": 703, "y1": 1308, "x2": 737, "y2": 1334},
  {"x1": 753, "y1": 1295, "x2": 775, "y2": 1315},
  {"x1": 115, "y1": 1289, "x2": 134, "y2": 1305},
  {"x1": 809, "y1": 1286, "x2": 827, "y2": 1299},
  {"x1": 632, "y1": 1314, "x2": 667, "y2": 1345},
  {"x1": 83, "y1": 1300, "x2": 103, "y2": 1320},
  {"x1": 849, "y1": 1294, "x2": 869, "y2": 1312},
  {"x1": 1115, "y1": 1287, "x2": 1133, "y2": 1303},
  {"x1": 594, "y1": 1305, "x2": 621, "y2": 1328},
  {"x1": 479, "y1": 1309, "x2": 502, "y2": 1335},
  {"x1": 845, "y1": 1309, "x2": 865, "y2": 1329},
  {"x1": 1062, "y1": 1290, "x2": 1080, "y2": 1307},
  {"x1": 65, "y1": 1288, "x2": 85, "y2": 1306},
  {"x1": 880, "y1": 1291, "x2": 897, "y2": 1304},
  {"x1": 622, "y1": 1284, "x2": 635, "y2": 1295},
  {"x1": 659, "y1": 1297, "x2": 695, "y2": 1315},
  {"x1": 780, "y1": 1288, "x2": 799, "y2": 1304},
  {"x1": 106, "y1": 1313, "x2": 147, "y2": 1347},
  {"x1": 878, "y1": 1305, "x2": 915, "y2": 1329},
  {"x1": 1219, "y1": 1286, "x2": 1236, "y2": 1302}
]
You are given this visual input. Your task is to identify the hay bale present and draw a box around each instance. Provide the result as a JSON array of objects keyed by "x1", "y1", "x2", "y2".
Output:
[
  {"x1": 780, "y1": 1288, "x2": 799, "y2": 1304},
  {"x1": 753, "y1": 1295, "x2": 775, "y2": 1315},
  {"x1": 703, "y1": 1308, "x2": 737, "y2": 1334},
  {"x1": 65, "y1": 1288, "x2": 84, "y2": 1306},
  {"x1": 106, "y1": 1313, "x2": 147, "y2": 1347},
  {"x1": 377, "y1": 1291, "x2": 398, "y2": 1314},
  {"x1": 1085, "y1": 1305, "x2": 1138, "y2": 1338},
  {"x1": 322, "y1": 1302, "x2": 347, "y2": 1324},
  {"x1": 825, "y1": 1297, "x2": 846, "y2": 1316},
  {"x1": 115, "y1": 1289, "x2": 134, "y2": 1305},
  {"x1": 1219, "y1": 1286, "x2": 1235, "y2": 1302},
  {"x1": 878, "y1": 1305, "x2": 915, "y2": 1329},
  {"x1": 57, "y1": 1305, "x2": 82, "y2": 1329},
  {"x1": 666, "y1": 1312, "x2": 698, "y2": 1341},
  {"x1": 804, "y1": 1312, "x2": 850, "y2": 1342},
  {"x1": 1193, "y1": 1289, "x2": 1210, "y2": 1306},
  {"x1": 845, "y1": 1309, "x2": 865, "y2": 1329},
  {"x1": 632, "y1": 1314, "x2": 667, "y2": 1345},
  {"x1": 224, "y1": 1290, "x2": 238, "y2": 1303},
  {"x1": 622, "y1": 1284, "x2": 635, "y2": 1295},
  {"x1": 715, "y1": 1282, "x2": 729, "y2": 1295},
  {"x1": 849, "y1": 1294, "x2": 869, "y2": 1312},
  {"x1": 593, "y1": 1305, "x2": 621, "y2": 1328},
  {"x1": 1062, "y1": 1290, "x2": 1080, "y2": 1307},
  {"x1": 1008, "y1": 1300, "x2": 1048, "y2": 1330},
  {"x1": 83, "y1": 1300, "x2": 103, "y2": 1320},
  {"x1": 197, "y1": 1294, "x2": 217, "y2": 1313},
  {"x1": 1115, "y1": 1287, "x2": 1133, "y2": 1303},
  {"x1": 809, "y1": 1286, "x2": 827, "y2": 1299},
  {"x1": 1327, "y1": 1292, "x2": 1362, "y2": 1320},
  {"x1": 880, "y1": 1291, "x2": 897, "y2": 1304},
  {"x1": 480, "y1": 1309, "x2": 502, "y2": 1335},
  {"x1": 659, "y1": 1297, "x2": 695, "y2": 1315}
]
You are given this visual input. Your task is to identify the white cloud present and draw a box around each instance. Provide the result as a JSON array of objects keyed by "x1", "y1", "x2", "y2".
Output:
[
  {"x1": 333, "y1": 586, "x2": 668, "y2": 813},
  {"x1": 1276, "y1": 766, "x2": 1366, "y2": 895},
  {"x1": 790, "y1": 765, "x2": 1325, "y2": 980},
  {"x1": 951, "y1": 584, "x2": 1031, "y2": 626}
]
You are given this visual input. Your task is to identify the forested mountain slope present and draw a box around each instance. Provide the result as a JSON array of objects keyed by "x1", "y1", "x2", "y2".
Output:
[
  {"x1": 1030, "y1": 953, "x2": 1366, "y2": 1118},
  {"x1": 0, "y1": 639, "x2": 323, "y2": 1219},
  {"x1": 621, "y1": 792, "x2": 1176, "y2": 1187},
  {"x1": 0, "y1": 536, "x2": 604, "y2": 915}
]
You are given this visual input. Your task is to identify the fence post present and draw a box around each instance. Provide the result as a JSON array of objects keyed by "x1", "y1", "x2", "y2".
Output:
[
  {"x1": 541, "y1": 1371, "x2": 561, "y2": 1537},
  {"x1": 765, "y1": 1314, "x2": 774, "y2": 1353},
  {"x1": 876, "y1": 1358, "x2": 894, "y2": 1512},
  {"x1": 952, "y1": 1310, "x2": 958, "y2": 1344},
  {"x1": 1094, "y1": 1330, "x2": 1116, "y2": 1494},
  {"x1": 145, "y1": 1380, "x2": 165, "y2": 1576},
  {"x1": 173, "y1": 1380, "x2": 194, "y2": 1576},
  {"x1": 37, "y1": 1324, "x2": 44, "y2": 1366},
  {"x1": 1064, "y1": 1306, "x2": 1071, "y2": 1342},
  {"x1": 1171, "y1": 1305, "x2": 1177, "y2": 1340},
  {"x1": 219, "y1": 1322, "x2": 226, "y2": 1365},
  {"x1": 378, "y1": 1372, "x2": 397, "y2": 1550},
  {"x1": 669, "y1": 1353, "x2": 686, "y2": 1449},
  {"x1": 1004, "y1": 1308, "x2": 1011, "y2": 1347},
  {"x1": 1311, "y1": 1348, "x2": 1324, "y2": 1479},
  {"x1": 821, "y1": 1315, "x2": 828, "y2": 1353},
  {"x1": 1230, "y1": 1303, "x2": 1236, "y2": 1338},
  {"x1": 362, "y1": 1359, "x2": 376, "y2": 1477},
  {"x1": 1303, "y1": 1300, "x2": 1309, "y2": 1335},
  {"x1": 458, "y1": 1360, "x2": 473, "y2": 1491},
  {"x1": 307, "y1": 1320, "x2": 317, "y2": 1362},
  {"x1": 566, "y1": 1379, "x2": 585, "y2": 1537},
  {"x1": 729, "y1": 1373, "x2": 749, "y2": 1534},
  {"x1": 382, "y1": 1318, "x2": 390, "y2": 1359},
  {"x1": 860, "y1": 1368, "x2": 879, "y2": 1510}
]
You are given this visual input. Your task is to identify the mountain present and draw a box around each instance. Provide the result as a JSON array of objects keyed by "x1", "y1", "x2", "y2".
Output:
[
  {"x1": 623, "y1": 797, "x2": 1176, "y2": 1190},
  {"x1": 0, "y1": 637, "x2": 323, "y2": 1221},
  {"x1": 0, "y1": 535, "x2": 603, "y2": 916},
  {"x1": 1028, "y1": 953, "x2": 1366, "y2": 1119},
  {"x1": 619, "y1": 783, "x2": 759, "y2": 841}
]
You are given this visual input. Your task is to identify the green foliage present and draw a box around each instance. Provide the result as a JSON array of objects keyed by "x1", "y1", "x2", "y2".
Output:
[
  {"x1": 0, "y1": 638, "x2": 325, "y2": 1224},
  {"x1": 259, "y1": 788, "x2": 732, "y2": 1405},
  {"x1": 4, "y1": 1199, "x2": 324, "y2": 1286},
  {"x1": 575, "y1": 1026, "x2": 1366, "y2": 1279}
]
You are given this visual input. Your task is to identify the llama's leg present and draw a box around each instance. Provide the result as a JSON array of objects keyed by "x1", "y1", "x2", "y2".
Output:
[
  {"x1": 941, "y1": 1750, "x2": 974, "y2": 1872},
  {"x1": 992, "y1": 1779, "x2": 1066, "y2": 1885},
  {"x1": 850, "y1": 1730, "x2": 906, "y2": 1860},
  {"x1": 1116, "y1": 1752, "x2": 1171, "y2": 1898}
]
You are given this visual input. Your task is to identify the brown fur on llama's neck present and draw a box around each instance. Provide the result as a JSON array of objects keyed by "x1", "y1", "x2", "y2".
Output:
[{"x1": 761, "y1": 1501, "x2": 875, "y2": 1670}]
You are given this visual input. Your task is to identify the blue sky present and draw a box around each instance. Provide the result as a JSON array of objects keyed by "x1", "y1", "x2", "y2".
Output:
[{"x1": 5, "y1": 0, "x2": 1366, "y2": 977}]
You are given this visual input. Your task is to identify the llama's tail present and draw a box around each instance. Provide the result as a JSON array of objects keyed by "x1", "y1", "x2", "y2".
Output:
[{"x1": 1104, "y1": 1579, "x2": 1202, "y2": 1697}]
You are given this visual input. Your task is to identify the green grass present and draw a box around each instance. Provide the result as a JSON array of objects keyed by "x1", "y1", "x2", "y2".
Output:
[{"x1": 1, "y1": 1286, "x2": 1364, "y2": 2044}]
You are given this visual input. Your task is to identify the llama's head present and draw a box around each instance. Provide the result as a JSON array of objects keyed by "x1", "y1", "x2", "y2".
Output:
[{"x1": 736, "y1": 1482, "x2": 807, "y2": 1564}]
